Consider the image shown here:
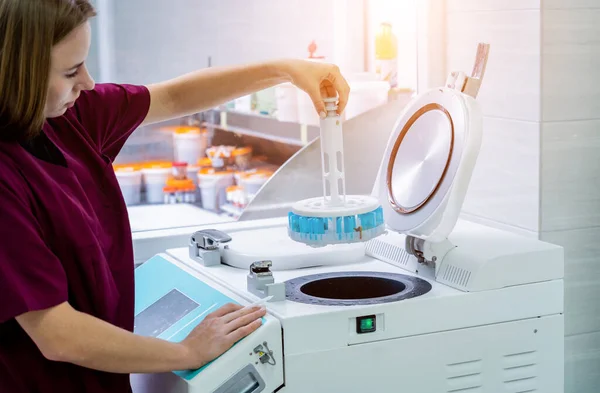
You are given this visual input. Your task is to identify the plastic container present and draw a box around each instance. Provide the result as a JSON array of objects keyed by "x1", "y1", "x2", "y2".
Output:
[
  {"x1": 206, "y1": 145, "x2": 236, "y2": 168},
  {"x1": 226, "y1": 185, "x2": 246, "y2": 208},
  {"x1": 115, "y1": 131, "x2": 173, "y2": 167},
  {"x1": 197, "y1": 168, "x2": 235, "y2": 212},
  {"x1": 163, "y1": 178, "x2": 196, "y2": 204},
  {"x1": 232, "y1": 146, "x2": 253, "y2": 170},
  {"x1": 171, "y1": 162, "x2": 188, "y2": 180},
  {"x1": 375, "y1": 22, "x2": 398, "y2": 87},
  {"x1": 275, "y1": 83, "x2": 299, "y2": 123},
  {"x1": 238, "y1": 169, "x2": 273, "y2": 198},
  {"x1": 186, "y1": 164, "x2": 199, "y2": 185},
  {"x1": 114, "y1": 165, "x2": 142, "y2": 206},
  {"x1": 194, "y1": 158, "x2": 213, "y2": 203},
  {"x1": 172, "y1": 126, "x2": 207, "y2": 166},
  {"x1": 141, "y1": 162, "x2": 172, "y2": 204}
]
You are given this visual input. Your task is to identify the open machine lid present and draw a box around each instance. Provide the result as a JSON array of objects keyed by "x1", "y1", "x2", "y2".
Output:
[{"x1": 373, "y1": 43, "x2": 489, "y2": 243}]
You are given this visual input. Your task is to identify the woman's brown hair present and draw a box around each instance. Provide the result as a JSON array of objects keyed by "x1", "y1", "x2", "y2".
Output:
[{"x1": 0, "y1": 0, "x2": 96, "y2": 141}]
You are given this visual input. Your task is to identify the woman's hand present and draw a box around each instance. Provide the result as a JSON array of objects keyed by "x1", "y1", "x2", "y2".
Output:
[
  {"x1": 145, "y1": 58, "x2": 350, "y2": 126},
  {"x1": 280, "y1": 59, "x2": 351, "y2": 118},
  {"x1": 179, "y1": 303, "x2": 266, "y2": 369}
]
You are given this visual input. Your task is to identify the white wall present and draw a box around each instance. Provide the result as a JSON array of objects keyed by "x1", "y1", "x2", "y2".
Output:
[
  {"x1": 446, "y1": 0, "x2": 541, "y2": 236},
  {"x1": 86, "y1": 0, "x2": 101, "y2": 80},
  {"x1": 446, "y1": 1, "x2": 600, "y2": 392},
  {"x1": 540, "y1": 2, "x2": 600, "y2": 392},
  {"x1": 101, "y1": 0, "x2": 365, "y2": 85}
]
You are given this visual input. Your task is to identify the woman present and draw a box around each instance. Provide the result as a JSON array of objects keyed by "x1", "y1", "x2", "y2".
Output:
[{"x1": 0, "y1": 1, "x2": 350, "y2": 392}]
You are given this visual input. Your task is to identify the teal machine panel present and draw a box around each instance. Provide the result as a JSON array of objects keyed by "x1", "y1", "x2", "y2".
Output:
[{"x1": 134, "y1": 254, "x2": 239, "y2": 380}]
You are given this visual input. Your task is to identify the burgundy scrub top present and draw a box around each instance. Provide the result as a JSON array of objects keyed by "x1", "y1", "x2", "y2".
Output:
[{"x1": 0, "y1": 83, "x2": 151, "y2": 392}]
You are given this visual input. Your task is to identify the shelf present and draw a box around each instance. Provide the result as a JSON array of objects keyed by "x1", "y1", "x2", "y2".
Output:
[
  {"x1": 211, "y1": 122, "x2": 306, "y2": 147},
  {"x1": 220, "y1": 203, "x2": 245, "y2": 217},
  {"x1": 212, "y1": 110, "x2": 320, "y2": 146}
]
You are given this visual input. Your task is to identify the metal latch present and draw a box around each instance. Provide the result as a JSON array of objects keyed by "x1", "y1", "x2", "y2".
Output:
[
  {"x1": 189, "y1": 229, "x2": 231, "y2": 266},
  {"x1": 247, "y1": 261, "x2": 286, "y2": 302},
  {"x1": 405, "y1": 235, "x2": 455, "y2": 275}
]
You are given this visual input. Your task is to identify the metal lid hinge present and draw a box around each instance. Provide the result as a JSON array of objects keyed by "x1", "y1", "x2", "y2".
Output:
[{"x1": 405, "y1": 236, "x2": 456, "y2": 276}]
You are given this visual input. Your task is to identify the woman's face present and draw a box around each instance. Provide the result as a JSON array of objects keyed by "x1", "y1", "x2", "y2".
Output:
[{"x1": 44, "y1": 22, "x2": 95, "y2": 118}]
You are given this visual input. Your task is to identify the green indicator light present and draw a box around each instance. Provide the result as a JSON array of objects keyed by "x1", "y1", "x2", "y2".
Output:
[{"x1": 356, "y1": 315, "x2": 377, "y2": 334}]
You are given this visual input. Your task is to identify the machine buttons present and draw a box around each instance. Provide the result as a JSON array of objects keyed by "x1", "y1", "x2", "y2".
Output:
[{"x1": 356, "y1": 315, "x2": 377, "y2": 334}]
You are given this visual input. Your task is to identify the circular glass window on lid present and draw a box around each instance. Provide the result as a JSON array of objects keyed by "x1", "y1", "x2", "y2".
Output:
[
  {"x1": 285, "y1": 271, "x2": 432, "y2": 306},
  {"x1": 387, "y1": 103, "x2": 454, "y2": 214}
]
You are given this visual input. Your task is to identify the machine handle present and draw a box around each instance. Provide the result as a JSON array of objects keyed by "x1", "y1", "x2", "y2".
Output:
[
  {"x1": 446, "y1": 42, "x2": 490, "y2": 98},
  {"x1": 190, "y1": 229, "x2": 232, "y2": 250}
]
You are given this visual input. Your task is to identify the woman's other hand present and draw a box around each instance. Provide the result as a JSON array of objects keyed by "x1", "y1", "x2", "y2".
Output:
[{"x1": 179, "y1": 303, "x2": 266, "y2": 369}]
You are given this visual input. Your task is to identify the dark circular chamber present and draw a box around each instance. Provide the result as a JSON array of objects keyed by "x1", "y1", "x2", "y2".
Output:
[{"x1": 285, "y1": 271, "x2": 432, "y2": 306}]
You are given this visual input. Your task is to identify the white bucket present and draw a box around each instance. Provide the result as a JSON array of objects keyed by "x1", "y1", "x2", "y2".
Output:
[
  {"x1": 239, "y1": 171, "x2": 272, "y2": 197},
  {"x1": 173, "y1": 131, "x2": 207, "y2": 166},
  {"x1": 197, "y1": 170, "x2": 235, "y2": 212},
  {"x1": 141, "y1": 167, "x2": 170, "y2": 204},
  {"x1": 187, "y1": 165, "x2": 199, "y2": 188},
  {"x1": 275, "y1": 83, "x2": 299, "y2": 123},
  {"x1": 115, "y1": 168, "x2": 142, "y2": 206}
]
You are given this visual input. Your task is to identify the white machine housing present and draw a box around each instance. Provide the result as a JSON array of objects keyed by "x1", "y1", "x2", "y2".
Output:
[{"x1": 162, "y1": 215, "x2": 564, "y2": 393}]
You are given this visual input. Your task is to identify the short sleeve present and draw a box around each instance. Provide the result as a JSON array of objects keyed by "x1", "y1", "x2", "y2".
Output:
[
  {"x1": 73, "y1": 83, "x2": 151, "y2": 161},
  {"x1": 0, "y1": 171, "x2": 68, "y2": 323}
]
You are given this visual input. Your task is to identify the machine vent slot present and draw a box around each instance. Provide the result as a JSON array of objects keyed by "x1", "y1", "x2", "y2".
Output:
[
  {"x1": 442, "y1": 264, "x2": 472, "y2": 287},
  {"x1": 366, "y1": 239, "x2": 411, "y2": 266},
  {"x1": 445, "y1": 359, "x2": 483, "y2": 393},
  {"x1": 503, "y1": 350, "x2": 538, "y2": 392}
]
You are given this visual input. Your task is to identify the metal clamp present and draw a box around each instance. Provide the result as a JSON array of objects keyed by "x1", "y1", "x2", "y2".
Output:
[
  {"x1": 247, "y1": 261, "x2": 286, "y2": 302},
  {"x1": 405, "y1": 235, "x2": 455, "y2": 275},
  {"x1": 189, "y1": 229, "x2": 232, "y2": 266}
]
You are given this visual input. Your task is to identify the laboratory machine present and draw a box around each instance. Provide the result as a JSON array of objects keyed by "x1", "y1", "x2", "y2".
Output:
[{"x1": 131, "y1": 44, "x2": 565, "y2": 393}]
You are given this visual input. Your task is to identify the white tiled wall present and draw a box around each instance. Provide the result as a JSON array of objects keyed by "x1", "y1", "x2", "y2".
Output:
[
  {"x1": 564, "y1": 331, "x2": 600, "y2": 392},
  {"x1": 542, "y1": 228, "x2": 600, "y2": 336},
  {"x1": 108, "y1": 0, "x2": 343, "y2": 85},
  {"x1": 447, "y1": 0, "x2": 541, "y2": 11},
  {"x1": 448, "y1": 1, "x2": 600, "y2": 392},
  {"x1": 541, "y1": 120, "x2": 600, "y2": 232},
  {"x1": 542, "y1": 8, "x2": 600, "y2": 122},
  {"x1": 446, "y1": 8, "x2": 541, "y2": 121},
  {"x1": 541, "y1": 3, "x2": 600, "y2": 393},
  {"x1": 544, "y1": 0, "x2": 600, "y2": 9},
  {"x1": 446, "y1": 1, "x2": 542, "y2": 233},
  {"x1": 462, "y1": 117, "x2": 540, "y2": 232}
]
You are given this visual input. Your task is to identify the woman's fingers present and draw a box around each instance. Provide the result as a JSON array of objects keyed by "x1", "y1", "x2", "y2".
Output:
[
  {"x1": 306, "y1": 83, "x2": 327, "y2": 118},
  {"x1": 227, "y1": 319, "x2": 263, "y2": 343},
  {"x1": 207, "y1": 303, "x2": 242, "y2": 319},
  {"x1": 220, "y1": 305, "x2": 263, "y2": 324},
  {"x1": 326, "y1": 66, "x2": 351, "y2": 115},
  {"x1": 314, "y1": 66, "x2": 350, "y2": 116},
  {"x1": 225, "y1": 307, "x2": 266, "y2": 333}
]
